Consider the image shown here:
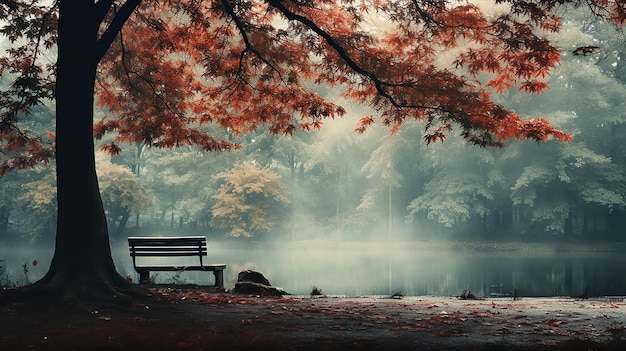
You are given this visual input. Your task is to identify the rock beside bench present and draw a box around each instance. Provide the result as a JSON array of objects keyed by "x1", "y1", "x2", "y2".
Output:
[{"x1": 232, "y1": 270, "x2": 289, "y2": 296}]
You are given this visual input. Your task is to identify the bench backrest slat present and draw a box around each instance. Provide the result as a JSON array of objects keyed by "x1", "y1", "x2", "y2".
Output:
[
  {"x1": 130, "y1": 246, "x2": 206, "y2": 253},
  {"x1": 130, "y1": 251, "x2": 207, "y2": 257},
  {"x1": 128, "y1": 236, "x2": 206, "y2": 246},
  {"x1": 128, "y1": 236, "x2": 208, "y2": 262}
]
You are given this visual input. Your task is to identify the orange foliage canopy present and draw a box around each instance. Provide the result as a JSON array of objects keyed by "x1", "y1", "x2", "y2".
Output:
[{"x1": 3, "y1": 0, "x2": 626, "y2": 174}]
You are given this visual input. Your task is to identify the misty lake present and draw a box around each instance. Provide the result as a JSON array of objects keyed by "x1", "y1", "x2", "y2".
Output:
[{"x1": 2, "y1": 240, "x2": 625, "y2": 298}]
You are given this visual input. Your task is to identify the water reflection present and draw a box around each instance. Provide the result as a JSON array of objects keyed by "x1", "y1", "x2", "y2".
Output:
[{"x1": 2, "y1": 241, "x2": 625, "y2": 297}]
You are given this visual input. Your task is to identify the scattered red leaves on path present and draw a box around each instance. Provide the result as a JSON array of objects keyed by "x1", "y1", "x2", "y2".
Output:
[
  {"x1": 154, "y1": 288, "x2": 298, "y2": 305},
  {"x1": 3, "y1": 290, "x2": 626, "y2": 350}
]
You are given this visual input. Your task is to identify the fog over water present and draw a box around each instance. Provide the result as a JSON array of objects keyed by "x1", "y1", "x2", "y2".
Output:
[{"x1": 3, "y1": 240, "x2": 626, "y2": 298}]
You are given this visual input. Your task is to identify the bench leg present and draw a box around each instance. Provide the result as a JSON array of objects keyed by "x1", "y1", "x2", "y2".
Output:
[
  {"x1": 213, "y1": 270, "x2": 224, "y2": 288},
  {"x1": 138, "y1": 269, "x2": 150, "y2": 283}
]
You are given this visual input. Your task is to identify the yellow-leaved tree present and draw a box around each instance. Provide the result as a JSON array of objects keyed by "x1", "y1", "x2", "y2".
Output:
[{"x1": 211, "y1": 161, "x2": 289, "y2": 238}]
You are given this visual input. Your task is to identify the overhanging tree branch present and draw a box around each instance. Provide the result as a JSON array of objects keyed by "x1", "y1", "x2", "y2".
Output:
[
  {"x1": 96, "y1": 0, "x2": 142, "y2": 62},
  {"x1": 221, "y1": 0, "x2": 283, "y2": 79},
  {"x1": 267, "y1": 0, "x2": 419, "y2": 109},
  {"x1": 411, "y1": 0, "x2": 441, "y2": 27},
  {"x1": 94, "y1": 0, "x2": 115, "y2": 25}
]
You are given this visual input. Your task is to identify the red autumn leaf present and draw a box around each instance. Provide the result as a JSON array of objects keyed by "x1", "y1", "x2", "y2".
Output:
[{"x1": 547, "y1": 319, "x2": 564, "y2": 327}]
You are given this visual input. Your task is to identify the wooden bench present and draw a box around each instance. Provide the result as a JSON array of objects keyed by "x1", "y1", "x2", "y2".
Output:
[{"x1": 128, "y1": 236, "x2": 226, "y2": 288}]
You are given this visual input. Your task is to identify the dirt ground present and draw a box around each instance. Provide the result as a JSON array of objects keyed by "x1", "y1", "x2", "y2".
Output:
[{"x1": 2, "y1": 287, "x2": 626, "y2": 350}]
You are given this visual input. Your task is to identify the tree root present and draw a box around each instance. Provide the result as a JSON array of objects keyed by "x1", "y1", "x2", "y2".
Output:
[{"x1": 2, "y1": 274, "x2": 154, "y2": 313}]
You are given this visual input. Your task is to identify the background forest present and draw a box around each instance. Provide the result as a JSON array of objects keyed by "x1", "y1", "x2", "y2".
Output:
[{"x1": 2, "y1": 9, "x2": 626, "y2": 246}]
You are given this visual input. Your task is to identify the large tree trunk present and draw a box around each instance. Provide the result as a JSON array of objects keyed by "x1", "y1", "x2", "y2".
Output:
[{"x1": 33, "y1": 1, "x2": 132, "y2": 301}]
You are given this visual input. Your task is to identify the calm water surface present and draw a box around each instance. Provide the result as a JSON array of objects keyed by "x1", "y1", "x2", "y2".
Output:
[{"x1": 2, "y1": 240, "x2": 625, "y2": 297}]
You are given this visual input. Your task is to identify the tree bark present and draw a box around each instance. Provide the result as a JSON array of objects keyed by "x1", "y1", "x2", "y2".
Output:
[{"x1": 33, "y1": 1, "x2": 134, "y2": 301}]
